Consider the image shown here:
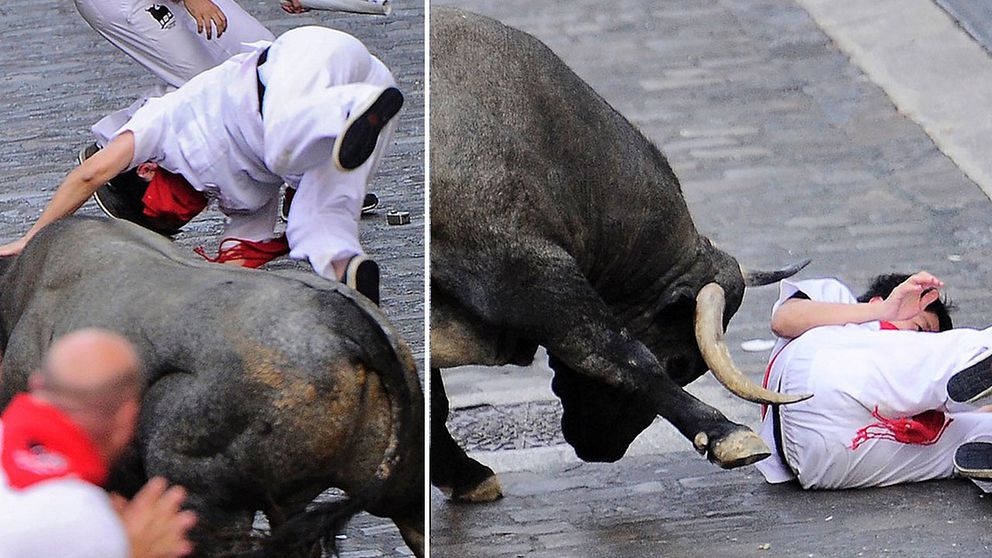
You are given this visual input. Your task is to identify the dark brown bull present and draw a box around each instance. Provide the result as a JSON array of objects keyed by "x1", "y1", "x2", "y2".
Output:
[
  {"x1": 430, "y1": 7, "x2": 808, "y2": 502},
  {"x1": 0, "y1": 217, "x2": 424, "y2": 557}
]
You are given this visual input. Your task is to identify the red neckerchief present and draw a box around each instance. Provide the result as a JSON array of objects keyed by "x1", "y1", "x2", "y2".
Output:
[
  {"x1": 142, "y1": 168, "x2": 207, "y2": 226},
  {"x1": 879, "y1": 321, "x2": 899, "y2": 330},
  {"x1": 1, "y1": 394, "x2": 108, "y2": 490}
]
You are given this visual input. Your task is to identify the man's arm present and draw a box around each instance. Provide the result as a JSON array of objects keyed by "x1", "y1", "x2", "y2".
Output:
[
  {"x1": 0, "y1": 132, "x2": 136, "y2": 257},
  {"x1": 771, "y1": 271, "x2": 943, "y2": 339}
]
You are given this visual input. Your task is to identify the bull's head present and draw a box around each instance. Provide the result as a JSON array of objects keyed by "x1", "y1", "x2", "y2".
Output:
[{"x1": 552, "y1": 243, "x2": 810, "y2": 462}]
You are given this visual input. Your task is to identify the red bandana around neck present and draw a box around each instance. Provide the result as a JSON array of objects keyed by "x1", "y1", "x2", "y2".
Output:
[
  {"x1": 142, "y1": 168, "x2": 208, "y2": 227},
  {"x1": 1, "y1": 394, "x2": 108, "y2": 490}
]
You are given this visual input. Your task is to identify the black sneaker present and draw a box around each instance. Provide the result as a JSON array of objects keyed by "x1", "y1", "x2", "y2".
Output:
[
  {"x1": 77, "y1": 142, "x2": 100, "y2": 165},
  {"x1": 948, "y1": 354, "x2": 992, "y2": 403},
  {"x1": 344, "y1": 255, "x2": 379, "y2": 306},
  {"x1": 279, "y1": 185, "x2": 296, "y2": 222},
  {"x1": 280, "y1": 190, "x2": 378, "y2": 222},
  {"x1": 82, "y1": 141, "x2": 145, "y2": 225},
  {"x1": 93, "y1": 179, "x2": 150, "y2": 225},
  {"x1": 955, "y1": 442, "x2": 992, "y2": 480},
  {"x1": 361, "y1": 192, "x2": 379, "y2": 215},
  {"x1": 333, "y1": 87, "x2": 403, "y2": 171}
]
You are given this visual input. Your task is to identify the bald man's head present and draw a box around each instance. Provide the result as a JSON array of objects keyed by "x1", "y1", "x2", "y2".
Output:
[{"x1": 30, "y1": 329, "x2": 144, "y2": 464}]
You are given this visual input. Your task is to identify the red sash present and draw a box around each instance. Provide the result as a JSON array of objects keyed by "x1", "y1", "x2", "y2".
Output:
[
  {"x1": 1, "y1": 394, "x2": 108, "y2": 490},
  {"x1": 850, "y1": 407, "x2": 952, "y2": 450},
  {"x1": 194, "y1": 235, "x2": 290, "y2": 268}
]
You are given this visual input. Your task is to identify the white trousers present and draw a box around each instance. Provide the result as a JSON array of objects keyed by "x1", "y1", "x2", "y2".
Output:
[
  {"x1": 75, "y1": 0, "x2": 272, "y2": 143},
  {"x1": 776, "y1": 326, "x2": 992, "y2": 489},
  {"x1": 259, "y1": 26, "x2": 398, "y2": 279}
]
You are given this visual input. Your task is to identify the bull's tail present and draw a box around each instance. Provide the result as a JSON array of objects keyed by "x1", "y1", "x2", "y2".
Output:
[
  {"x1": 345, "y1": 288, "x2": 423, "y2": 517},
  {"x1": 255, "y1": 497, "x2": 366, "y2": 557},
  {"x1": 270, "y1": 272, "x2": 423, "y2": 553}
]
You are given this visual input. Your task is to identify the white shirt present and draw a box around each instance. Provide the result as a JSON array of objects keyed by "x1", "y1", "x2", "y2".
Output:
[
  {"x1": 0, "y1": 422, "x2": 129, "y2": 558},
  {"x1": 118, "y1": 44, "x2": 284, "y2": 216},
  {"x1": 756, "y1": 278, "x2": 882, "y2": 483}
]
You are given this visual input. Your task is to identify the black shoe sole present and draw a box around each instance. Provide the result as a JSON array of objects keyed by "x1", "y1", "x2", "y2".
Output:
[
  {"x1": 77, "y1": 142, "x2": 100, "y2": 165},
  {"x1": 335, "y1": 87, "x2": 403, "y2": 171},
  {"x1": 347, "y1": 257, "x2": 380, "y2": 306},
  {"x1": 955, "y1": 442, "x2": 992, "y2": 479},
  {"x1": 282, "y1": 190, "x2": 379, "y2": 221},
  {"x1": 361, "y1": 192, "x2": 379, "y2": 215},
  {"x1": 948, "y1": 354, "x2": 992, "y2": 403},
  {"x1": 93, "y1": 182, "x2": 144, "y2": 223}
]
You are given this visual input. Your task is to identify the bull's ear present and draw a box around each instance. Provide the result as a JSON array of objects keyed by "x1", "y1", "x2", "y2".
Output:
[{"x1": 549, "y1": 355, "x2": 656, "y2": 462}]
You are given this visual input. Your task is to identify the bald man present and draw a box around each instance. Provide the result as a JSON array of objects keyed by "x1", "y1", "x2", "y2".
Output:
[{"x1": 0, "y1": 329, "x2": 196, "y2": 558}]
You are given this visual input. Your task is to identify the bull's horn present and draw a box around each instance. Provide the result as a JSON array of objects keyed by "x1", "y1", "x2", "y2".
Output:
[
  {"x1": 695, "y1": 283, "x2": 812, "y2": 405},
  {"x1": 741, "y1": 259, "x2": 811, "y2": 287}
]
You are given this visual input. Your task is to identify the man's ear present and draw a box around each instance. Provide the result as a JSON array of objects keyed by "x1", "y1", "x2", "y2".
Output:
[{"x1": 135, "y1": 162, "x2": 158, "y2": 182}]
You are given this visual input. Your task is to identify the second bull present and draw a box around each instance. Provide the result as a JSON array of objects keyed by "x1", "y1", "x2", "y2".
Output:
[{"x1": 430, "y1": 7, "x2": 809, "y2": 503}]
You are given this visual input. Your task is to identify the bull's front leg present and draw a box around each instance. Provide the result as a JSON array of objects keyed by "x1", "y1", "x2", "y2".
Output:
[
  {"x1": 548, "y1": 322, "x2": 768, "y2": 468},
  {"x1": 441, "y1": 244, "x2": 768, "y2": 468},
  {"x1": 430, "y1": 367, "x2": 504, "y2": 502}
]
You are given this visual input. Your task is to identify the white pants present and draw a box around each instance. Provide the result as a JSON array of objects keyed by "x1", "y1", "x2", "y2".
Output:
[
  {"x1": 776, "y1": 326, "x2": 992, "y2": 489},
  {"x1": 259, "y1": 27, "x2": 398, "y2": 279},
  {"x1": 75, "y1": 0, "x2": 272, "y2": 143}
]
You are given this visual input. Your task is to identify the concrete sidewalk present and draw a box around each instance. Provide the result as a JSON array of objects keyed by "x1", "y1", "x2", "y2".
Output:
[{"x1": 431, "y1": 0, "x2": 992, "y2": 555}]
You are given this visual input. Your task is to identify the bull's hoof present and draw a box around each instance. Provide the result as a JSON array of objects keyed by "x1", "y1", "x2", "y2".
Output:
[
  {"x1": 439, "y1": 473, "x2": 504, "y2": 503},
  {"x1": 706, "y1": 429, "x2": 771, "y2": 469}
]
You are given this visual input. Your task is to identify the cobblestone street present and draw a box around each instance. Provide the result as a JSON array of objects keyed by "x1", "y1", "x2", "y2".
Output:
[
  {"x1": 0, "y1": 1, "x2": 423, "y2": 555},
  {"x1": 432, "y1": 0, "x2": 992, "y2": 556}
]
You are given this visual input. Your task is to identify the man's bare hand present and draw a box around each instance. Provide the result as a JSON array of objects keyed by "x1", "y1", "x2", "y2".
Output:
[
  {"x1": 182, "y1": 0, "x2": 227, "y2": 39},
  {"x1": 280, "y1": 0, "x2": 310, "y2": 14},
  {"x1": 0, "y1": 237, "x2": 28, "y2": 258},
  {"x1": 880, "y1": 271, "x2": 944, "y2": 323},
  {"x1": 117, "y1": 477, "x2": 198, "y2": 558}
]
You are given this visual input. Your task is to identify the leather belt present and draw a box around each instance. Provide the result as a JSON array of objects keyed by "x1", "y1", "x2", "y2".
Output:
[
  {"x1": 256, "y1": 46, "x2": 270, "y2": 116},
  {"x1": 771, "y1": 373, "x2": 799, "y2": 476}
]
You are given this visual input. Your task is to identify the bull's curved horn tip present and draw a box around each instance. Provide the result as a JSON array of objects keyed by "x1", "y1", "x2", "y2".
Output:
[
  {"x1": 776, "y1": 391, "x2": 814, "y2": 405},
  {"x1": 741, "y1": 258, "x2": 813, "y2": 287}
]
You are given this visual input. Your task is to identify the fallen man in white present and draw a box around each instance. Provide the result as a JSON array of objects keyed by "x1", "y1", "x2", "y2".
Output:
[{"x1": 758, "y1": 271, "x2": 992, "y2": 488}]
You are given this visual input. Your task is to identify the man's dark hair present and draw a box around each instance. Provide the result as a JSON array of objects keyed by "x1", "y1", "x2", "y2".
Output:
[{"x1": 857, "y1": 273, "x2": 954, "y2": 331}]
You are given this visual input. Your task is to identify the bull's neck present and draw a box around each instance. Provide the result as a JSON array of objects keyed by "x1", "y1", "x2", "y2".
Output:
[{"x1": 584, "y1": 232, "x2": 707, "y2": 314}]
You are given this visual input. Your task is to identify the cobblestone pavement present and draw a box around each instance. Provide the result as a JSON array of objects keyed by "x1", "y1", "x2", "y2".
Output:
[
  {"x1": 0, "y1": 1, "x2": 423, "y2": 556},
  {"x1": 432, "y1": 0, "x2": 992, "y2": 556}
]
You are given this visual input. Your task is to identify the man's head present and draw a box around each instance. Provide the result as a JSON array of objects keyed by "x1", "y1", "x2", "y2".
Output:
[
  {"x1": 858, "y1": 273, "x2": 954, "y2": 332},
  {"x1": 104, "y1": 162, "x2": 204, "y2": 235},
  {"x1": 29, "y1": 329, "x2": 144, "y2": 465}
]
